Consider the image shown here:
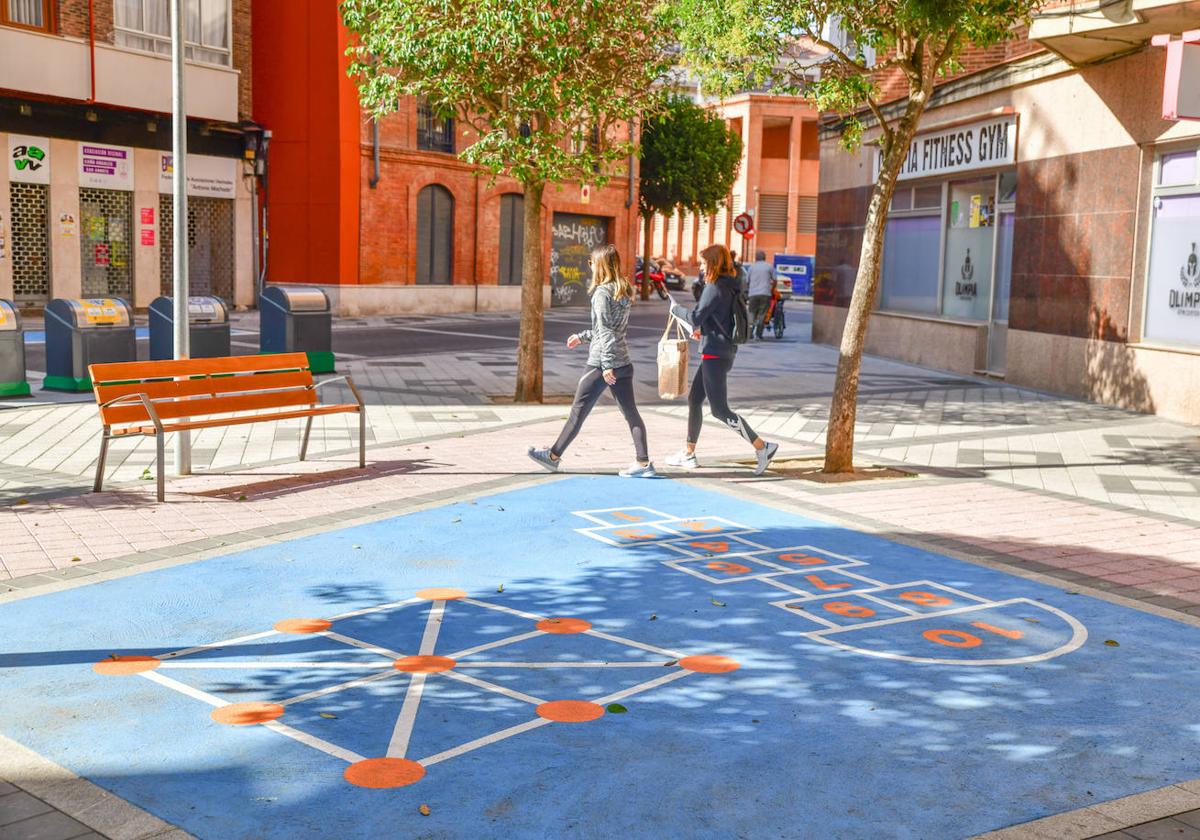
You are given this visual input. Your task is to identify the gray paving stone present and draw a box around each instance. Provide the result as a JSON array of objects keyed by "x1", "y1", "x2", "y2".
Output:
[
  {"x1": 0, "y1": 791, "x2": 53, "y2": 826},
  {"x1": 1124, "y1": 817, "x2": 1200, "y2": 840},
  {"x1": 1175, "y1": 811, "x2": 1200, "y2": 830},
  {"x1": 0, "y1": 811, "x2": 93, "y2": 840}
]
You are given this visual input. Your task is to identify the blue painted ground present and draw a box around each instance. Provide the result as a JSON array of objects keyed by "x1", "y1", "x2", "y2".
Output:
[{"x1": 2, "y1": 476, "x2": 1199, "y2": 840}]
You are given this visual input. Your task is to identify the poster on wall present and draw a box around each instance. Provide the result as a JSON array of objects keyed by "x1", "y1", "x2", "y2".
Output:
[
  {"x1": 79, "y1": 144, "x2": 134, "y2": 190},
  {"x1": 8, "y1": 135, "x2": 50, "y2": 185},
  {"x1": 550, "y1": 213, "x2": 609, "y2": 308},
  {"x1": 159, "y1": 154, "x2": 238, "y2": 199},
  {"x1": 1144, "y1": 196, "x2": 1200, "y2": 346},
  {"x1": 58, "y1": 212, "x2": 77, "y2": 237}
]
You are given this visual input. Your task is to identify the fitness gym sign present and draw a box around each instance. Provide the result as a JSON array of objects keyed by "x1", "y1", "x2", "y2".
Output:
[{"x1": 875, "y1": 116, "x2": 1018, "y2": 182}]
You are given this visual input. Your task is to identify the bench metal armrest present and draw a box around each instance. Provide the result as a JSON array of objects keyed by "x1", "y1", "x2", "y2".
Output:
[
  {"x1": 309, "y1": 375, "x2": 365, "y2": 409},
  {"x1": 97, "y1": 392, "x2": 164, "y2": 433}
]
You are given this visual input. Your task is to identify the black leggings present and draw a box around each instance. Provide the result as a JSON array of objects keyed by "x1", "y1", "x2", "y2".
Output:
[
  {"x1": 552, "y1": 365, "x2": 648, "y2": 462},
  {"x1": 687, "y1": 356, "x2": 757, "y2": 445}
]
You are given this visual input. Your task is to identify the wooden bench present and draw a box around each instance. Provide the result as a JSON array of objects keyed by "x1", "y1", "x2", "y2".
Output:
[{"x1": 89, "y1": 353, "x2": 367, "y2": 502}]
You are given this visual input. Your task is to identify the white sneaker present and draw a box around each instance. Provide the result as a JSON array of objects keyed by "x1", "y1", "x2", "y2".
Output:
[
  {"x1": 754, "y1": 441, "x2": 779, "y2": 476},
  {"x1": 665, "y1": 450, "x2": 699, "y2": 470},
  {"x1": 619, "y1": 462, "x2": 658, "y2": 478}
]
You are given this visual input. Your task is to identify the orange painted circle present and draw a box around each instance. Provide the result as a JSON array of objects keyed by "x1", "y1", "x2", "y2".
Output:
[
  {"x1": 92, "y1": 655, "x2": 161, "y2": 676},
  {"x1": 415, "y1": 587, "x2": 467, "y2": 601},
  {"x1": 679, "y1": 655, "x2": 740, "y2": 674},
  {"x1": 536, "y1": 700, "x2": 605, "y2": 723},
  {"x1": 210, "y1": 702, "x2": 285, "y2": 725},
  {"x1": 344, "y1": 757, "x2": 426, "y2": 789},
  {"x1": 393, "y1": 655, "x2": 456, "y2": 673},
  {"x1": 536, "y1": 617, "x2": 592, "y2": 634},
  {"x1": 273, "y1": 618, "x2": 332, "y2": 634}
]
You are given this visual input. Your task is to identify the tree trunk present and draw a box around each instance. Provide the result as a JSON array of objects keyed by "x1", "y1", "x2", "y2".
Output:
[
  {"x1": 823, "y1": 96, "x2": 930, "y2": 474},
  {"x1": 641, "y1": 212, "x2": 654, "y2": 301},
  {"x1": 514, "y1": 180, "x2": 546, "y2": 402}
]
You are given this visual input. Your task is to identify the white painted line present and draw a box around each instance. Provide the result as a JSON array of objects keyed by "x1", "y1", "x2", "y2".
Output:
[
  {"x1": 418, "y1": 718, "x2": 552, "y2": 768},
  {"x1": 263, "y1": 721, "x2": 366, "y2": 764},
  {"x1": 158, "y1": 661, "x2": 394, "y2": 670},
  {"x1": 459, "y1": 597, "x2": 546, "y2": 622},
  {"x1": 823, "y1": 568, "x2": 889, "y2": 588},
  {"x1": 437, "y1": 670, "x2": 546, "y2": 705},
  {"x1": 570, "y1": 507, "x2": 674, "y2": 525},
  {"x1": 420, "y1": 600, "x2": 446, "y2": 656},
  {"x1": 758, "y1": 576, "x2": 814, "y2": 597},
  {"x1": 858, "y1": 592, "x2": 919, "y2": 615},
  {"x1": 591, "y1": 669, "x2": 693, "y2": 705},
  {"x1": 769, "y1": 599, "x2": 840, "y2": 628},
  {"x1": 279, "y1": 669, "x2": 403, "y2": 707},
  {"x1": 327, "y1": 597, "x2": 424, "y2": 621},
  {"x1": 810, "y1": 598, "x2": 1017, "y2": 636},
  {"x1": 390, "y1": 324, "x2": 521, "y2": 342},
  {"x1": 320, "y1": 630, "x2": 404, "y2": 660},
  {"x1": 140, "y1": 670, "x2": 227, "y2": 706},
  {"x1": 457, "y1": 661, "x2": 676, "y2": 668},
  {"x1": 447, "y1": 630, "x2": 545, "y2": 659},
  {"x1": 158, "y1": 630, "x2": 279, "y2": 660},
  {"x1": 386, "y1": 673, "x2": 426, "y2": 759},
  {"x1": 584, "y1": 629, "x2": 682, "y2": 658}
]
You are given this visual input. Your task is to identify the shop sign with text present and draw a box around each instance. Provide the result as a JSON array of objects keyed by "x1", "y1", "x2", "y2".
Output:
[
  {"x1": 8, "y1": 135, "x2": 50, "y2": 185},
  {"x1": 876, "y1": 116, "x2": 1018, "y2": 182},
  {"x1": 159, "y1": 154, "x2": 238, "y2": 199},
  {"x1": 80, "y1": 144, "x2": 134, "y2": 190}
]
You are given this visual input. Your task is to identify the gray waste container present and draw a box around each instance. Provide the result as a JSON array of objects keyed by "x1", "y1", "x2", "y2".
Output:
[
  {"x1": 149, "y1": 296, "x2": 231, "y2": 360},
  {"x1": 0, "y1": 300, "x2": 30, "y2": 397},
  {"x1": 259, "y1": 286, "x2": 333, "y2": 373},
  {"x1": 44, "y1": 297, "x2": 136, "y2": 392}
]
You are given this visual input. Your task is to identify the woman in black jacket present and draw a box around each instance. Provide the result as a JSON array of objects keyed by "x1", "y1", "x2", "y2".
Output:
[{"x1": 668, "y1": 243, "x2": 778, "y2": 475}]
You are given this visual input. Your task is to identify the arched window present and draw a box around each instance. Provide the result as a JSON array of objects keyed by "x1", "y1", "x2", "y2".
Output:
[
  {"x1": 498, "y1": 193, "x2": 524, "y2": 285},
  {"x1": 416, "y1": 184, "x2": 454, "y2": 285}
]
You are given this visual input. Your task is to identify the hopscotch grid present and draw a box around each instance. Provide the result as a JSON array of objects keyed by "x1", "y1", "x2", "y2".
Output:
[
  {"x1": 768, "y1": 600, "x2": 842, "y2": 628},
  {"x1": 809, "y1": 598, "x2": 1029, "y2": 636},
  {"x1": 857, "y1": 593, "x2": 921, "y2": 615}
]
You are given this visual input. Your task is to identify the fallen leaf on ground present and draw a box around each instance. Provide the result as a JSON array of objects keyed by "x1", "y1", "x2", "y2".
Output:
[
  {"x1": 1104, "y1": 639, "x2": 1120, "y2": 647},
  {"x1": 710, "y1": 598, "x2": 726, "y2": 607},
  {"x1": 419, "y1": 804, "x2": 431, "y2": 817},
  {"x1": 664, "y1": 660, "x2": 678, "y2": 667},
  {"x1": 606, "y1": 703, "x2": 628, "y2": 714},
  {"x1": 70, "y1": 557, "x2": 81, "y2": 563},
  {"x1": 237, "y1": 495, "x2": 247, "y2": 502},
  {"x1": 15, "y1": 499, "x2": 28, "y2": 505},
  {"x1": 140, "y1": 468, "x2": 152, "y2": 481},
  {"x1": 648, "y1": 613, "x2": 657, "y2": 621},
  {"x1": 451, "y1": 517, "x2": 461, "y2": 524},
  {"x1": 785, "y1": 604, "x2": 805, "y2": 610},
  {"x1": 352, "y1": 545, "x2": 362, "y2": 550},
  {"x1": 496, "y1": 583, "x2": 504, "y2": 593},
  {"x1": 1023, "y1": 618, "x2": 1041, "y2": 623},
  {"x1": 318, "y1": 712, "x2": 337, "y2": 719}
]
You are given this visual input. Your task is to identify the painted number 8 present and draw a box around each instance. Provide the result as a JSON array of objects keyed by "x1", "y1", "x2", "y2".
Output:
[
  {"x1": 899, "y1": 591, "x2": 953, "y2": 607},
  {"x1": 823, "y1": 601, "x2": 876, "y2": 618}
]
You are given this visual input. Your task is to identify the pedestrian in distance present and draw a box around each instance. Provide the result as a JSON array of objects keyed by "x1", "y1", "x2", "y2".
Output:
[
  {"x1": 665, "y1": 243, "x2": 779, "y2": 475},
  {"x1": 746, "y1": 249, "x2": 776, "y2": 340},
  {"x1": 528, "y1": 244, "x2": 656, "y2": 478}
]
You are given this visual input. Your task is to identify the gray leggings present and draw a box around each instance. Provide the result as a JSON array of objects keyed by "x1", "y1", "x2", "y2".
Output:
[
  {"x1": 687, "y1": 356, "x2": 757, "y2": 445},
  {"x1": 552, "y1": 364, "x2": 648, "y2": 462}
]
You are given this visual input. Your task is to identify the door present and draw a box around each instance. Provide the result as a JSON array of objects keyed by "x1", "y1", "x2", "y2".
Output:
[
  {"x1": 80, "y1": 188, "x2": 133, "y2": 299},
  {"x1": 986, "y1": 172, "x2": 1017, "y2": 375}
]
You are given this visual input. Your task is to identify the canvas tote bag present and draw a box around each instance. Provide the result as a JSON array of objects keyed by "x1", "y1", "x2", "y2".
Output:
[{"x1": 657, "y1": 315, "x2": 690, "y2": 399}]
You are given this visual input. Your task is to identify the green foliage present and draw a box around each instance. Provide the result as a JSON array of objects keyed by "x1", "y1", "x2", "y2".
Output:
[
  {"x1": 341, "y1": 0, "x2": 671, "y2": 188},
  {"x1": 639, "y1": 94, "x2": 742, "y2": 219}
]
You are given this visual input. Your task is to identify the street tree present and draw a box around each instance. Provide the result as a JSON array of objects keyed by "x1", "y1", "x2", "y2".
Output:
[
  {"x1": 342, "y1": 0, "x2": 669, "y2": 402},
  {"x1": 638, "y1": 94, "x2": 743, "y2": 299},
  {"x1": 673, "y1": 0, "x2": 1040, "y2": 471}
]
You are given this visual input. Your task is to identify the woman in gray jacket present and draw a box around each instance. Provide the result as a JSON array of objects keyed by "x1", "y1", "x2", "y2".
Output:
[{"x1": 528, "y1": 244, "x2": 655, "y2": 477}]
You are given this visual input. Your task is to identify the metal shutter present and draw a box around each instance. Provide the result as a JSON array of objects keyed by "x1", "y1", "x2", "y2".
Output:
[
  {"x1": 417, "y1": 185, "x2": 454, "y2": 284},
  {"x1": 759, "y1": 194, "x2": 788, "y2": 232},
  {"x1": 499, "y1": 193, "x2": 524, "y2": 285},
  {"x1": 796, "y1": 195, "x2": 818, "y2": 234}
]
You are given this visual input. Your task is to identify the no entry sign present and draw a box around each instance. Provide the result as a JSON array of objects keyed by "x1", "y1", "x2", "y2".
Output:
[{"x1": 733, "y1": 212, "x2": 755, "y2": 236}]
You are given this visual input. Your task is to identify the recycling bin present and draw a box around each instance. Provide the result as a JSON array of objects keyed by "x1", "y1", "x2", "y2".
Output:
[
  {"x1": 149, "y1": 295, "x2": 231, "y2": 360},
  {"x1": 44, "y1": 297, "x2": 136, "y2": 392},
  {"x1": 259, "y1": 286, "x2": 333, "y2": 374},
  {"x1": 0, "y1": 300, "x2": 30, "y2": 397}
]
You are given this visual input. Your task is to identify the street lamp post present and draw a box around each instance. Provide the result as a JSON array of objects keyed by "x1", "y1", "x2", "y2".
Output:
[{"x1": 170, "y1": 0, "x2": 191, "y2": 474}]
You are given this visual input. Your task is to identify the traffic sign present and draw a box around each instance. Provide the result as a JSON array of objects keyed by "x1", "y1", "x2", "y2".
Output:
[{"x1": 733, "y1": 212, "x2": 755, "y2": 236}]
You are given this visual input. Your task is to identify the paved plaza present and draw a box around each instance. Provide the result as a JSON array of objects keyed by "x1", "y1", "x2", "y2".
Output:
[{"x1": 2, "y1": 300, "x2": 1200, "y2": 839}]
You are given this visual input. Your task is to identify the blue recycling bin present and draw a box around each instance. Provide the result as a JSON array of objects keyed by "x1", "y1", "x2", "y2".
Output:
[{"x1": 773, "y1": 254, "x2": 815, "y2": 297}]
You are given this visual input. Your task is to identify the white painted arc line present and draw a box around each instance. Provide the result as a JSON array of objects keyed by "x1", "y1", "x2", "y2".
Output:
[
  {"x1": 158, "y1": 630, "x2": 279, "y2": 660},
  {"x1": 140, "y1": 670, "x2": 228, "y2": 707},
  {"x1": 455, "y1": 661, "x2": 678, "y2": 669},
  {"x1": 858, "y1": 592, "x2": 920, "y2": 615},
  {"x1": 771, "y1": 601, "x2": 840, "y2": 628},
  {"x1": 591, "y1": 669, "x2": 693, "y2": 705},
  {"x1": 327, "y1": 597, "x2": 424, "y2": 621},
  {"x1": 419, "y1": 600, "x2": 446, "y2": 656},
  {"x1": 386, "y1": 673, "x2": 427, "y2": 759},
  {"x1": 279, "y1": 669, "x2": 404, "y2": 707},
  {"x1": 262, "y1": 721, "x2": 366, "y2": 764},
  {"x1": 158, "y1": 661, "x2": 394, "y2": 669},
  {"x1": 584, "y1": 629, "x2": 682, "y2": 658},
  {"x1": 810, "y1": 598, "x2": 1021, "y2": 636},
  {"x1": 418, "y1": 718, "x2": 552, "y2": 768},
  {"x1": 446, "y1": 630, "x2": 546, "y2": 660},
  {"x1": 437, "y1": 670, "x2": 546, "y2": 706},
  {"x1": 458, "y1": 597, "x2": 547, "y2": 622},
  {"x1": 319, "y1": 630, "x2": 404, "y2": 660}
]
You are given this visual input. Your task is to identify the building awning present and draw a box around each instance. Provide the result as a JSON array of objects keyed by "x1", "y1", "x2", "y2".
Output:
[
  {"x1": 1030, "y1": 0, "x2": 1200, "y2": 65},
  {"x1": 1154, "y1": 30, "x2": 1200, "y2": 119}
]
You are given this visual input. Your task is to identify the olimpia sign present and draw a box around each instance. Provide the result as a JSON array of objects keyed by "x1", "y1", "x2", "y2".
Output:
[{"x1": 875, "y1": 116, "x2": 1019, "y2": 182}]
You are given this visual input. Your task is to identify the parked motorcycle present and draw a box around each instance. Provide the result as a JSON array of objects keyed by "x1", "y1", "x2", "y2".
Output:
[{"x1": 635, "y1": 257, "x2": 669, "y2": 300}]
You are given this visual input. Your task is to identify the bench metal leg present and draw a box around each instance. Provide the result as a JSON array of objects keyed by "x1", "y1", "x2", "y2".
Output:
[
  {"x1": 156, "y1": 431, "x2": 165, "y2": 503},
  {"x1": 358, "y1": 410, "x2": 366, "y2": 468},
  {"x1": 93, "y1": 432, "x2": 110, "y2": 493},
  {"x1": 300, "y1": 415, "x2": 314, "y2": 462}
]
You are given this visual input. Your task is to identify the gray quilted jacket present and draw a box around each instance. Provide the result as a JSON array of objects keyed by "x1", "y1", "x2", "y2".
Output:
[{"x1": 576, "y1": 282, "x2": 632, "y2": 370}]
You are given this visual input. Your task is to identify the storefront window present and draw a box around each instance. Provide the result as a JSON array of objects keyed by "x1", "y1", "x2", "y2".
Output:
[
  {"x1": 1144, "y1": 148, "x2": 1200, "y2": 348},
  {"x1": 941, "y1": 178, "x2": 995, "y2": 321},
  {"x1": 880, "y1": 215, "x2": 940, "y2": 314}
]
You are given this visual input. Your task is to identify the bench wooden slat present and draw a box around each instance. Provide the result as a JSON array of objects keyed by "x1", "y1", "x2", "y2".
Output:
[
  {"x1": 110, "y1": 403, "x2": 361, "y2": 437},
  {"x1": 95, "y1": 369, "x2": 313, "y2": 406},
  {"x1": 103, "y1": 388, "x2": 318, "y2": 426},
  {"x1": 89, "y1": 352, "x2": 310, "y2": 384}
]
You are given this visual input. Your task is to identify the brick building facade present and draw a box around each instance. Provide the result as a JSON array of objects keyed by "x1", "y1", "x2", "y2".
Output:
[
  {"x1": 0, "y1": 0, "x2": 259, "y2": 311},
  {"x1": 814, "y1": 2, "x2": 1200, "y2": 425},
  {"x1": 251, "y1": 2, "x2": 640, "y2": 315}
]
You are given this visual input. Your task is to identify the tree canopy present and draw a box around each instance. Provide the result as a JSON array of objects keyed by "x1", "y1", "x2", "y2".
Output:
[{"x1": 639, "y1": 93, "x2": 743, "y2": 220}]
